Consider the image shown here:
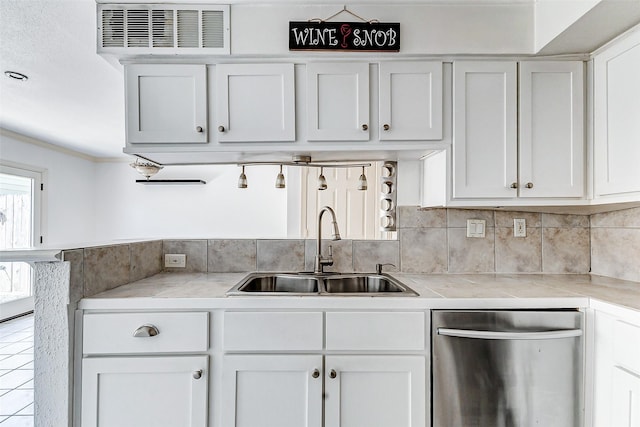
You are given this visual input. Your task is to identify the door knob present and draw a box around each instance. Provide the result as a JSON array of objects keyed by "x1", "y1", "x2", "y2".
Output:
[
  {"x1": 383, "y1": 124, "x2": 390, "y2": 131},
  {"x1": 218, "y1": 125, "x2": 225, "y2": 132},
  {"x1": 525, "y1": 182, "x2": 534, "y2": 189},
  {"x1": 193, "y1": 370, "x2": 203, "y2": 380},
  {"x1": 329, "y1": 369, "x2": 337, "y2": 379},
  {"x1": 196, "y1": 126, "x2": 203, "y2": 133},
  {"x1": 510, "y1": 182, "x2": 518, "y2": 189},
  {"x1": 312, "y1": 369, "x2": 320, "y2": 378},
  {"x1": 361, "y1": 124, "x2": 368, "y2": 131}
]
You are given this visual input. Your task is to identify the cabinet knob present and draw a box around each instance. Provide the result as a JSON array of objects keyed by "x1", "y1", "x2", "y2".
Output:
[
  {"x1": 361, "y1": 124, "x2": 368, "y2": 131},
  {"x1": 525, "y1": 182, "x2": 534, "y2": 189},
  {"x1": 196, "y1": 126, "x2": 203, "y2": 133},
  {"x1": 510, "y1": 182, "x2": 518, "y2": 189},
  {"x1": 193, "y1": 370, "x2": 203, "y2": 380},
  {"x1": 312, "y1": 369, "x2": 320, "y2": 379},
  {"x1": 329, "y1": 369, "x2": 337, "y2": 379},
  {"x1": 383, "y1": 124, "x2": 390, "y2": 131},
  {"x1": 132, "y1": 324, "x2": 159, "y2": 338},
  {"x1": 218, "y1": 125, "x2": 225, "y2": 133}
]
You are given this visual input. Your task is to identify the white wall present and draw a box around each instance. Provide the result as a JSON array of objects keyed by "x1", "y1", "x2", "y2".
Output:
[
  {"x1": 0, "y1": 129, "x2": 96, "y2": 246},
  {"x1": 93, "y1": 161, "x2": 289, "y2": 240},
  {"x1": 535, "y1": 0, "x2": 600, "y2": 52}
]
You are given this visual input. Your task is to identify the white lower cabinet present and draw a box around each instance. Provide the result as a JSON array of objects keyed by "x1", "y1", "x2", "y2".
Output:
[
  {"x1": 221, "y1": 354, "x2": 425, "y2": 427},
  {"x1": 611, "y1": 367, "x2": 640, "y2": 427},
  {"x1": 81, "y1": 356, "x2": 209, "y2": 427}
]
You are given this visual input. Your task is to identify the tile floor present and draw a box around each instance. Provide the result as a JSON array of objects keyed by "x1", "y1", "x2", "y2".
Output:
[{"x1": 0, "y1": 314, "x2": 34, "y2": 426}]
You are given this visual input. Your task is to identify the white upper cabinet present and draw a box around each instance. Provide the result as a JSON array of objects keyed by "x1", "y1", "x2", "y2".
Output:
[
  {"x1": 594, "y1": 30, "x2": 640, "y2": 199},
  {"x1": 215, "y1": 63, "x2": 295, "y2": 142},
  {"x1": 379, "y1": 61, "x2": 443, "y2": 141},
  {"x1": 519, "y1": 61, "x2": 584, "y2": 198},
  {"x1": 125, "y1": 64, "x2": 208, "y2": 144},
  {"x1": 451, "y1": 60, "x2": 584, "y2": 201},
  {"x1": 306, "y1": 62, "x2": 370, "y2": 141},
  {"x1": 452, "y1": 61, "x2": 518, "y2": 199}
]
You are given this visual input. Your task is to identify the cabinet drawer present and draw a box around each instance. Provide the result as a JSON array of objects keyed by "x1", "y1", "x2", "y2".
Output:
[
  {"x1": 326, "y1": 312, "x2": 425, "y2": 351},
  {"x1": 83, "y1": 312, "x2": 209, "y2": 355},
  {"x1": 224, "y1": 312, "x2": 323, "y2": 351},
  {"x1": 614, "y1": 320, "x2": 640, "y2": 373}
]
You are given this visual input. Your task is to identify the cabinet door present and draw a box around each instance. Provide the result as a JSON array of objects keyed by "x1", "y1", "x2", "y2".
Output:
[
  {"x1": 452, "y1": 61, "x2": 517, "y2": 199},
  {"x1": 519, "y1": 61, "x2": 584, "y2": 198},
  {"x1": 81, "y1": 355, "x2": 208, "y2": 427},
  {"x1": 215, "y1": 64, "x2": 295, "y2": 142},
  {"x1": 611, "y1": 367, "x2": 640, "y2": 427},
  {"x1": 125, "y1": 64, "x2": 207, "y2": 144},
  {"x1": 307, "y1": 62, "x2": 369, "y2": 141},
  {"x1": 222, "y1": 355, "x2": 323, "y2": 427},
  {"x1": 594, "y1": 31, "x2": 640, "y2": 198},
  {"x1": 324, "y1": 355, "x2": 426, "y2": 427},
  {"x1": 379, "y1": 61, "x2": 443, "y2": 140}
]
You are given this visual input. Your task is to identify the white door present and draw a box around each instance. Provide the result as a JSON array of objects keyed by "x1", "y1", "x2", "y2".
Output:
[
  {"x1": 452, "y1": 61, "x2": 517, "y2": 199},
  {"x1": 215, "y1": 63, "x2": 295, "y2": 142},
  {"x1": 81, "y1": 356, "x2": 208, "y2": 427},
  {"x1": 125, "y1": 64, "x2": 208, "y2": 143},
  {"x1": 379, "y1": 61, "x2": 443, "y2": 140},
  {"x1": 611, "y1": 366, "x2": 640, "y2": 427},
  {"x1": 594, "y1": 31, "x2": 640, "y2": 198},
  {"x1": 519, "y1": 61, "x2": 584, "y2": 198},
  {"x1": 324, "y1": 355, "x2": 426, "y2": 427},
  {"x1": 306, "y1": 63, "x2": 370, "y2": 141},
  {"x1": 301, "y1": 163, "x2": 380, "y2": 239},
  {"x1": 222, "y1": 355, "x2": 323, "y2": 427}
]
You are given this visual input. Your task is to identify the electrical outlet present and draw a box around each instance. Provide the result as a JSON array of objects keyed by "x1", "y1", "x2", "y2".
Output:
[
  {"x1": 514, "y1": 218, "x2": 526, "y2": 237},
  {"x1": 165, "y1": 254, "x2": 186, "y2": 268},
  {"x1": 466, "y1": 219, "x2": 486, "y2": 238}
]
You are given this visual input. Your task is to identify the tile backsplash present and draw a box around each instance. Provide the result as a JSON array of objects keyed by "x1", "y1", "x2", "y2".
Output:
[{"x1": 64, "y1": 206, "x2": 640, "y2": 297}]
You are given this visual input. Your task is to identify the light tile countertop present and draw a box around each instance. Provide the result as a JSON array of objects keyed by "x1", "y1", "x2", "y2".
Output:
[{"x1": 79, "y1": 272, "x2": 640, "y2": 313}]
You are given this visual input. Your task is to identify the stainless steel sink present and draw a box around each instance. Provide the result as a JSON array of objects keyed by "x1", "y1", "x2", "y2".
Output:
[
  {"x1": 226, "y1": 273, "x2": 417, "y2": 296},
  {"x1": 228, "y1": 274, "x2": 320, "y2": 294}
]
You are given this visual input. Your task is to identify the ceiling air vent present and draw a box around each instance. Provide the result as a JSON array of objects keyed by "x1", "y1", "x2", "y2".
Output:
[{"x1": 97, "y1": 4, "x2": 230, "y2": 55}]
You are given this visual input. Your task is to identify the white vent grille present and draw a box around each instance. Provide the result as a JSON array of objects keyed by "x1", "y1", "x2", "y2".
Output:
[
  {"x1": 202, "y1": 10, "x2": 224, "y2": 49},
  {"x1": 98, "y1": 4, "x2": 229, "y2": 54},
  {"x1": 177, "y1": 10, "x2": 199, "y2": 48},
  {"x1": 152, "y1": 10, "x2": 174, "y2": 48}
]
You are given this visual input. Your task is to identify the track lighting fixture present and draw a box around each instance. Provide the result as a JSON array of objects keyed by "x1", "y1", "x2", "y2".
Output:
[
  {"x1": 318, "y1": 167, "x2": 328, "y2": 191},
  {"x1": 275, "y1": 165, "x2": 286, "y2": 189},
  {"x1": 238, "y1": 166, "x2": 248, "y2": 188},
  {"x1": 357, "y1": 166, "x2": 368, "y2": 191}
]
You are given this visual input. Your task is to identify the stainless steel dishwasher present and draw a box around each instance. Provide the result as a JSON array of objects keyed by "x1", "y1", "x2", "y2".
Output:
[{"x1": 432, "y1": 310, "x2": 584, "y2": 427}]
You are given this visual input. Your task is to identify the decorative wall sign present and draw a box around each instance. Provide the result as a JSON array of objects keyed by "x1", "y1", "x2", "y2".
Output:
[{"x1": 289, "y1": 21, "x2": 400, "y2": 52}]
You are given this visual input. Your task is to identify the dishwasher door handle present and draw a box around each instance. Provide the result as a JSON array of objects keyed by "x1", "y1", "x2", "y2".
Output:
[{"x1": 437, "y1": 328, "x2": 583, "y2": 340}]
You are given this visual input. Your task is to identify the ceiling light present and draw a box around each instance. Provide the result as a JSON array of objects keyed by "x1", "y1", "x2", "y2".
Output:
[
  {"x1": 357, "y1": 166, "x2": 368, "y2": 191},
  {"x1": 238, "y1": 166, "x2": 248, "y2": 189},
  {"x1": 4, "y1": 71, "x2": 28, "y2": 81},
  {"x1": 130, "y1": 159, "x2": 163, "y2": 180},
  {"x1": 275, "y1": 165, "x2": 286, "y2": 189},
  {"x1": 318, "y1": 167, "x2": 327, "y2": 190}
]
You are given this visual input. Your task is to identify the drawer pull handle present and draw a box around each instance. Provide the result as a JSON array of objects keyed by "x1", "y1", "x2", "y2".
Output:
[
  {"x1": 193, "y1": 370, "x2": 203, "y2": 380},
  {"x1": 132, "y1": 324, "x2": 159, "y2": 338},
  {"x1": 329, "y1": 369, "x2": 337, "y2": 379}
]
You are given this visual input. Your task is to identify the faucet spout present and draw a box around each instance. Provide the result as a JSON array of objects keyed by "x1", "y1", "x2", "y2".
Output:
[{"x1": 315, "y1": 206, "x2": 341, "y2": 273}]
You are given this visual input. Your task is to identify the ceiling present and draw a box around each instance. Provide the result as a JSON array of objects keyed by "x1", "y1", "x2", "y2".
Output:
[{"x1": 1, "y1": 0, "x2": 639, "y2": 159}]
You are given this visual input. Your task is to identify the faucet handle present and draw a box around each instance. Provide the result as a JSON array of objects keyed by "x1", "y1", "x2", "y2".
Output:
[
  {"x1": 328, "y1": 245, "x2": 333, "y2": 257},
  {"x1": 376, "y1": 263, "x2": 396, "y2": 275}
]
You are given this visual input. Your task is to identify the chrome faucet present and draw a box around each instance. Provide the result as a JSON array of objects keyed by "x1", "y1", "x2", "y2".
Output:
[{"x1": 314, "y1": 206, "x2": 341, "y2": 273}]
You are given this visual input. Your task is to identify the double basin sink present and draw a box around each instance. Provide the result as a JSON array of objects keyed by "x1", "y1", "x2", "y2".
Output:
[{"x1": 226, "y1": 272, "x2": 418, "y2": 296}]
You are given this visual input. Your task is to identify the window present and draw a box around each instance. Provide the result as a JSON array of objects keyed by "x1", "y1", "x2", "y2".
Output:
[{"x1": 0, "y1": 163, "x2": 43, "y2": 320}]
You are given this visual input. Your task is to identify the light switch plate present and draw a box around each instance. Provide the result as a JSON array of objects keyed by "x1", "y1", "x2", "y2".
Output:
[
  {"x1": 514, "y1": 218, "x2": 526, "y2": 237},
  {"x1": 466, "y1": 219, "x2": 486, "y2": 238},
  {"x1": 165, "y1": 254, "x2": 186, "y2": 268}
]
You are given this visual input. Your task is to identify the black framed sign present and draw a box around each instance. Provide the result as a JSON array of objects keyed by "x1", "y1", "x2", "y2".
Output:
[{"x1": 289, "y1": 21, "x2": 400, "y2": 52}]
